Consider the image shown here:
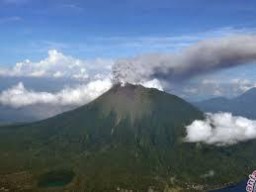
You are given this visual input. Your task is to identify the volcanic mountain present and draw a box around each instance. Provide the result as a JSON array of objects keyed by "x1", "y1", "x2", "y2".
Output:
[
  {"x1": 0, "y1": 84, "x2": 255, "y2": 192},
  {"x1": 195, "y1": 87, "x2": 256, "y2": 119}
]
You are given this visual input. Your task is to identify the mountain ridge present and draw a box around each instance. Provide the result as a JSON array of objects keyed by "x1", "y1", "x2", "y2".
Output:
[
  {"x1": 0, "y1": 84, "x2": 255, "y2": 191},
  {"x1": 194, "y1": 87, "x2": 256, "y2": 119}
]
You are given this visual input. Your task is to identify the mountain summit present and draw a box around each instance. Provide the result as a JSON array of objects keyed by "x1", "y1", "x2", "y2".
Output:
[
  {"x1": 0, "y1": 84, "x2": 255, "y2": 191},
  {"x1": 95, "y1": 83, "x2": 203, "y2": 123}
]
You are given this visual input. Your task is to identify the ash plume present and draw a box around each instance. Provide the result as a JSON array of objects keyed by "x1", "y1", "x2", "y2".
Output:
[{"x1": 113, "y1": 35, "x2": 256, "y2": 84}]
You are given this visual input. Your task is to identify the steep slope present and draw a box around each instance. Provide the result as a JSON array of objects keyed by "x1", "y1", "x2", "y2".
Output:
[
  {"x1": 0, "y1": 84, "x2": 255, "y2": 192},
  {"x1": 195, "y1": 88, "x2": 256, "y2": 119}
]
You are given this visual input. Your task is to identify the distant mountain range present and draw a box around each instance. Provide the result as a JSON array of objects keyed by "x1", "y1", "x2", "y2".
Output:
[
  {"x1": 0, "y1": 104, "x2": 75, "y2": 124},
  {"x1": 0, "y1": 84, "x2": 255, "y2": 191},
  {"x1": 194, "y1": 87, "x2": 256, "y2": 119}
]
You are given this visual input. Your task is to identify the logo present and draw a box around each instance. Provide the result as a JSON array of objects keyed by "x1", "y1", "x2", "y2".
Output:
[{"x1": 247, "y1": 170, "x2": 256, "y2": 192}]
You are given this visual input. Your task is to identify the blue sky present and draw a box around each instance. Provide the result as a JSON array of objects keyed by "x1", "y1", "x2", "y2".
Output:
[
  {"x1": 1, "y1": 0, "x2": 256, "y2": 63},
  {"x1": 0, "y1": 0, "x2": 256, "y2": 106}
]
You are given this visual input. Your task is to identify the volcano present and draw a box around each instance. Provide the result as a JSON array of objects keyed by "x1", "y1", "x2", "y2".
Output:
[{"x1": 0, "y1": 84, "x2": 255, "y2": 192}]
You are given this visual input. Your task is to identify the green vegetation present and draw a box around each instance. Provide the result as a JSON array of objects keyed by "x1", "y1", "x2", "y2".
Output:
[{"x1": 0, "y1": 84, "x2": 254, "y2": 191}]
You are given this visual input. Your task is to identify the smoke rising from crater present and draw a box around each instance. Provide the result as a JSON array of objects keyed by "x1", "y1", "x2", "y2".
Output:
[{"x1": 113, "y1": 35, "x2": 256, "y2": 84}]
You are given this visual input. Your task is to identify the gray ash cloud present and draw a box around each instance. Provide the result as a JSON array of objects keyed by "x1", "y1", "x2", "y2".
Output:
[{"x1": 113, "y1": 35, "x2": 256, "y2": 84}]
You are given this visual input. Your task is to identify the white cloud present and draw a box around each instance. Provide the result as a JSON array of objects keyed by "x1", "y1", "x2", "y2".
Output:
[
  {"x1": 0, "y1": 79, "x2": 112, "y2": 108},
  {"x1": 179, "y1": 77, "x2": 256, "y2": 100},
  {"x1": 231, "y1": 78, "x2": 256, "y2": 92},
  {"x1": 0, "y1": 49, "x2": 166, "y2": 109},
  {"x1": 0, "y1": 49, "x2": 114, "y2": 80},
  {"x1": 141, "y1": 79, "x2": 163, "y2": 91},
  {"x1": 185, "y1": 112, "x2": 256, "y2": 146},
  {"x1": 0, "y1": 78, "x2": 165, "y2": 108}
]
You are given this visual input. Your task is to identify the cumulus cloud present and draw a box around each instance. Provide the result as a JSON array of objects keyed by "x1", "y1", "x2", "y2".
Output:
[
  {"x1": 141, "y1": 79, "x2": 163, "y2": 91},
  {"x1": 113, "y1": 35, "x2": 256, "y2": 84},
  {"x1": 185, "y1": 112, "x2": 256, "y2": 146},
  {"x1": 0, "y1": 50, "x2": 114, "y2": 80},
  {"x1": 0, "y1": 79, "x2": 112, "y2": 108},
  {"x1": 183, "y1": 78, "x2": 256, "y2": 99},
  {"x1": 0, "y1": 77, "x2": 165, "y2": 108},
  {"x1": 231, "y1": 78, "x2": 256, "y2": 92},
  {"x1": 0, "y1": 47, "x2": 165, "y2": 108}
]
